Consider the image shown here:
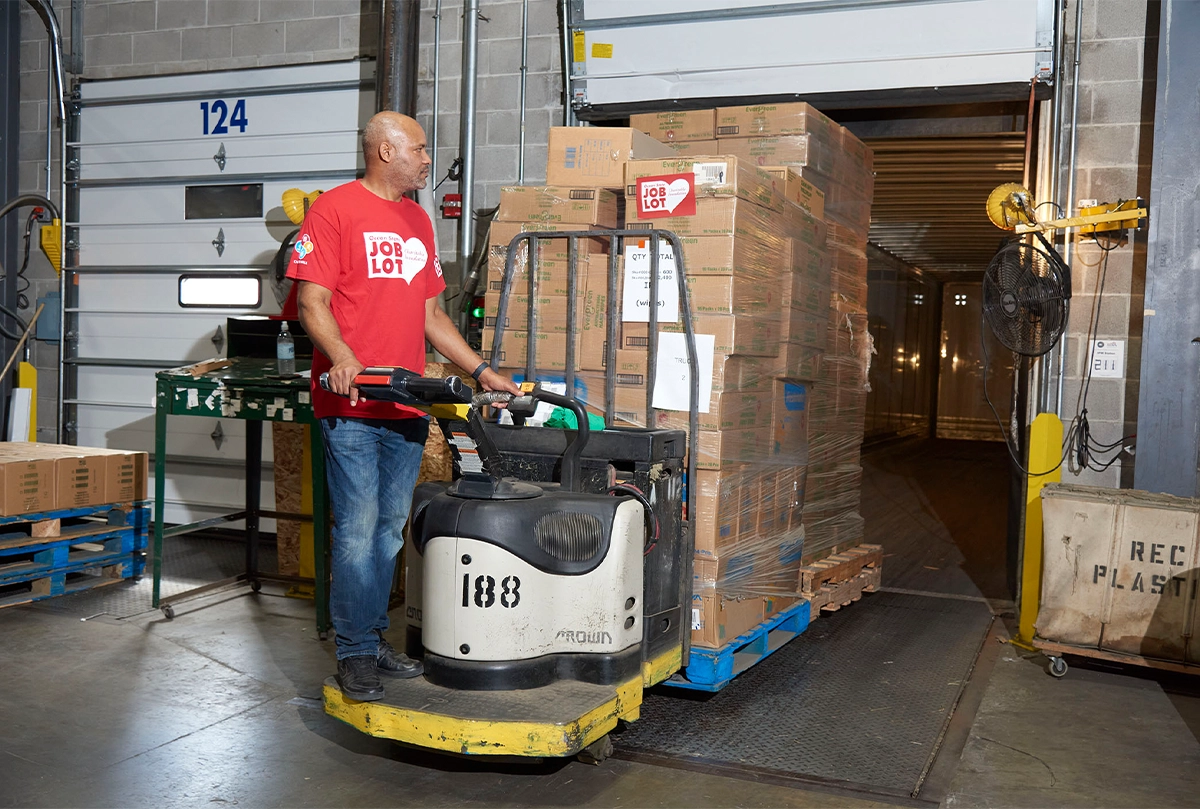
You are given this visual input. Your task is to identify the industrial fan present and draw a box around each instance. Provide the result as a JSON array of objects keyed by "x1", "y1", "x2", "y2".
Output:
[
  {"x1": 983, "y1": 184, "x2": 1073, "y2": 356},
  {"x1": 982, "y1": 237, "x2": 1071, "y2": 357}
]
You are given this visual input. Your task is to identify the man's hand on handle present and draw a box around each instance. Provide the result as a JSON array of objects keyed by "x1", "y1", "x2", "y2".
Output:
[
  {"x1": 477, "y1": 367, "x2": 520, "y2": 397},
  {"x1": 326, "y1": 357, "x2": 366, "y2": 405}
]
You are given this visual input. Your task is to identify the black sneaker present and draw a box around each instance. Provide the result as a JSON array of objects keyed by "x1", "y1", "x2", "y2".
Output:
[
  {"x1": 377, "y1": 639, "x2": 424, "y2": 679},
  {"x1": 336, "y1": 655, "x2": 384, "y2": 701}
]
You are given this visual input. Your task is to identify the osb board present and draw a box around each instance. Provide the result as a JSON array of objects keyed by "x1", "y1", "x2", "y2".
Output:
[
  {"x1": 273, "y1": 423, "x2": 305, "y2": 577},
  {"x1": 417, "y1": 362, "x2": 476, "y2": 485}
]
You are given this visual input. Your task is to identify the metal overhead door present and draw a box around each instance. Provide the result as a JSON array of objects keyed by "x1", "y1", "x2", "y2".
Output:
[
  {"x1": 69, "y1": 61, "x2": 373, "y2": 526},
  {"x1": 568, "y1": 0, "x2": 1055, "y2": 113}
]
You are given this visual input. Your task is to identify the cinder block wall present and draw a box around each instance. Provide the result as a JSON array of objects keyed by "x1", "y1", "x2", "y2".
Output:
[{"x1": 1055, "y1": 0, "x2": 1157, "y2": 488}]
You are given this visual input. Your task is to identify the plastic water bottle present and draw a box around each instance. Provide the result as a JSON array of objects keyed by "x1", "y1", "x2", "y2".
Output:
[{"x1": 276, "y1": 321, "x2": 295, "y2": 376}]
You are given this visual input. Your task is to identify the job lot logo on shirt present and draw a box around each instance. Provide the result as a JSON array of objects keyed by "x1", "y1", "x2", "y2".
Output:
[{"x1": 364, "y1": 231, "x2": 428, "y2": 283}]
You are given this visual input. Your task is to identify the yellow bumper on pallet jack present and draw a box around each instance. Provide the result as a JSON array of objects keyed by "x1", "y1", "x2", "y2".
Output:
[{"x1": 323, "y1": 647, "x2": 680, "y2": 757}]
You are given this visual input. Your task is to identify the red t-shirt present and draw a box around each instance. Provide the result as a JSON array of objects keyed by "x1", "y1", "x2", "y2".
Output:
[{"x1": 286, "y1": 180, "x2": 446, "y2": 419}]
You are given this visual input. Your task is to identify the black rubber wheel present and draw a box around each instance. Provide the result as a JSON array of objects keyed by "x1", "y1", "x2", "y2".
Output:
[
  {"x1": 250, "y1": 580, "x2": 262, "y2": 593},
  {"x1": 161, "y1": 605, "x2": 175, "y2": 620},
  {"x1": 1048, "y1": 656, "x2": 1068, "y2": 678},
  {"x1": 319, "y1": 630, "x2": 330, "y2": 641},
  {"x1": 577, "y1": 734, "x2": 613, "y2": 765}
]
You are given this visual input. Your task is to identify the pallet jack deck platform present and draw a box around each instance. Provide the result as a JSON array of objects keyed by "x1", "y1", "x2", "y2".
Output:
[{"x1": 323, "y1": 648, "x2": 680, "y2": 757}]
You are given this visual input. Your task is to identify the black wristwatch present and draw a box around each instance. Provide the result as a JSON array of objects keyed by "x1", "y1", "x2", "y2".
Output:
[{"x1": 471, "y1": 361, "x2": 489, "y2": 382}]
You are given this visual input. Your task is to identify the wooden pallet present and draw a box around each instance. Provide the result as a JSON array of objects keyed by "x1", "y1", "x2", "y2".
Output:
[
  {"x1": 806, "y1": 565, "x2": 882, "y2": 618},
  {"x1": 665, "y1": 599, "x2": 812, "y2": 692},
  {"x1": 0, "y1": 501, "x2": 149, "y2": 611},
  {"x1": 800, "y1": 543, "x2": 883, "y2": 620}
]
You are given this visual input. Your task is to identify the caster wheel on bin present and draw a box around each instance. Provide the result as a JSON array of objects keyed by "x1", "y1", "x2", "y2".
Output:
[
  {"x1": 250, "y1": 580, "x2": 262, "y2": 593},
  {"x1": 577, "y1": 734, "x2": 613, "y2": 765},
  {"x1": 1048, "y1": 656, "x2": 1068, "y2": 678},
  {"x1": 161, "y1": 605, "x2": 175, "y2": 620},
  {"x1": 318, "y1": 630, "x2": 330, "y2": 641}
]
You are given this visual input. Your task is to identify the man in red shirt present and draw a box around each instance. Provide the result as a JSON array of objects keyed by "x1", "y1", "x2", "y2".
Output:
[{"x1": 288, "y1": 111, "x2": 518, "y2": 701}]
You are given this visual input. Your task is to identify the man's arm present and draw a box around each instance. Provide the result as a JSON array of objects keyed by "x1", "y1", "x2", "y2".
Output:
[
  {"x1": 297, "y1": 280, "x2": 365, "y2": 405},
  {"x1": 425, "y1": 298, "x2": 520, "y2": 395}
]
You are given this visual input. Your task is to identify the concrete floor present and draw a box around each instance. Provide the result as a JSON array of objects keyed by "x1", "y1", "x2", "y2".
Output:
[{"x1": 3, "y1": 438, "x2": 1200, "y2": 808}]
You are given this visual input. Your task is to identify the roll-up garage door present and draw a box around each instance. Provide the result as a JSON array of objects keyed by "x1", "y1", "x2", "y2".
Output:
[
  {"x1": 567, "y1": 0, "x2": 1055, "y2": 113},
  {"x1": 69, "y1": 60, "x2": 374, "y2": 527}
]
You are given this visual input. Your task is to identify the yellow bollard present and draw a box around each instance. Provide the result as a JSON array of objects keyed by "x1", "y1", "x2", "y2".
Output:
[{"x1": 1015, "y1": 412, "x2": 1063, "y2": 649}]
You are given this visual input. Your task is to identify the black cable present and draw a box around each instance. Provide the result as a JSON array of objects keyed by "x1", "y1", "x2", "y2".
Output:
[
  {"x1": 980, "y1": 312, "x2": 1073, "y2": 477},
  {"x1": 14, "y1": 209, "x2": 38, "y2": 310},
  {"x1": 607, "y1": 483, "x2": 659, "y2": 555}
]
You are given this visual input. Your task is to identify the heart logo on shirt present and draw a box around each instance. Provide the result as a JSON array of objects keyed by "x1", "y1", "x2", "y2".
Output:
[{"x1": 365, "y1": 232, "x2": 429, "y2": 283}]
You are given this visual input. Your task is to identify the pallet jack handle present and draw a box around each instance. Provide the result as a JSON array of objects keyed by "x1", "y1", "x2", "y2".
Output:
[{"x1": 320, "y1": 369, "x2": 591, "y2": 492}]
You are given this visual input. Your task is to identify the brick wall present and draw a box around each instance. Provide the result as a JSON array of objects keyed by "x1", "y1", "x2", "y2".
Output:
[{"x1": 1056, "y1": 0, "x2": 1157, "y2": 488}]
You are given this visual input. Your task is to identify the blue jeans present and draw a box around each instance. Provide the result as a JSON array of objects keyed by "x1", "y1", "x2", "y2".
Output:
[{"x1": 321, "y1": 416, "x2": 429, "y2": 660}]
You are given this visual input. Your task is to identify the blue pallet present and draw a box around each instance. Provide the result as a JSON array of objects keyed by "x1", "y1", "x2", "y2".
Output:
[
  {"x1": 0, "y1": 555, "x2": 141, "y2": 609},
  {"x1": 664, "y1": 599, "x2": 812, "y2": 692},
  {"x1": 0, "y1": 529, "x2": 145, "y2": 583},
  {"x1": 0, "y1": 501, "x2": 150, "y2": 530}
]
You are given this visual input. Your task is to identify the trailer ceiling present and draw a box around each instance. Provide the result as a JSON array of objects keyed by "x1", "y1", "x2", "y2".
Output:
[{"x1": 865, "y1": 133, "x2": 1026, "y2": 277}]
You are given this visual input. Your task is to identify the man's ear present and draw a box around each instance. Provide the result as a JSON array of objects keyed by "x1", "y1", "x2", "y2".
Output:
[{"x1": 377, "y1": 141, "x2": 393, "y2": 163}]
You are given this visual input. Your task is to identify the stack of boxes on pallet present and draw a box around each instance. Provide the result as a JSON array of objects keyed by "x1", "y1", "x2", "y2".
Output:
[
  {"x1": 482, "y1": 106, "x2": 873, "y2": 647},
  {"x1": 696, "y1": 104, "x2": 877, "y2": 564},
  {"x1": 0, "y1": 443, "x2": 150, "y2": 610}
]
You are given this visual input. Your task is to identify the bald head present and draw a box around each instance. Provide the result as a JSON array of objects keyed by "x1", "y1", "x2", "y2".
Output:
[{"x1": 361, "y1": 112, "x2": 431, "y2": 197}]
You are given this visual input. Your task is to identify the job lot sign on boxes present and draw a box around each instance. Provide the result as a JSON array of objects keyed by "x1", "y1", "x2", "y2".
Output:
[{"x1": 1039, "y1": 483, "x2": 1200, "y2": 662}]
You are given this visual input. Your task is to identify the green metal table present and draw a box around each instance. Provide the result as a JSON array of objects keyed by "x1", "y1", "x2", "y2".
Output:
[{"x1": 151, "y1": 357, "x2": 330, "y2": 637}]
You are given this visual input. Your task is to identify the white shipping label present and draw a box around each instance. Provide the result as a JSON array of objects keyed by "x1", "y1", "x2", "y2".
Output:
[
  {"x1": 693, "y1": 161, "x2": 729, "y2": 186},
  {"x1": 652, "y1": 332, "x2": 715, "y2": 413},
  {"x1": 1089, "y1": 339, "x2": 1125, "y2": 379},
  {"x1": 691, "y1": 607, "x2": 702, "y2": 630},
  {"x1": 622, "y1": 243, "x2": 679, "y2": 323}
]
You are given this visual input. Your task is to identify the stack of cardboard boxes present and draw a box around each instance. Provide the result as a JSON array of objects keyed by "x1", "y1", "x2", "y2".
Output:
[
  {"x1": 0, "y1": 443, "x2": 148, "y2": 515},
  {"x1": 482, "y1": 109, "x2": 873, "y2": 647},
  {"x1": 481, "y1": 128, "x2": 673, "y2": 374},
  {"x1": 662, "y1": 103, "x2": 876, "y2": 561}
]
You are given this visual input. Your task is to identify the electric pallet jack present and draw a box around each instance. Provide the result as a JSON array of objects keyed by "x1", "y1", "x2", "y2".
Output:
[{"x1": 320, "y1": 366, "x2": 688, "y2": 760}]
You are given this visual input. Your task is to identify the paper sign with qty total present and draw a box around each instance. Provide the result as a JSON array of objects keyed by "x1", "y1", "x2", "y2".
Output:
[
  {"x1": 623, "y1": 242, "x2": 679, "y2": 323},
  {"x1": 652, "y1": 332, "x2": 715, "y2": 414}
]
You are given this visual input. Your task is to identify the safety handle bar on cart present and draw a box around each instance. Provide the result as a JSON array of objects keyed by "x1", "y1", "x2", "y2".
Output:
[{"x1": 460, "y1": 385, "x2": 591, "y2": 492}]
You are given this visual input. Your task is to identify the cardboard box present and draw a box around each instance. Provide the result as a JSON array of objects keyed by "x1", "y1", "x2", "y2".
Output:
[
  {"x1": 717, "y1": 135, "x2": 836, "y2": 176},
  {"x1": 0, "y1": 443, "x2": 116, "y2": 510},
  {"x1": 693, "y1": 427, "x2": 771, "y2": 470},
  {"x1": 663, "y1": 139, "x2": 720, "y2": 156},
  {"x1": 489, "y1": 221, "x2": 610, "y2": 268},
  {"x1": 714, "y1": 102, "x2": 839, "y2": 142},
  {"x1": 622, "y1": 314, "x2": 781, "y2": 358},
  {"x1": 624, "y1": 156, "x2": 784, "y2": 212},
  {"x1": 772, "y1": 381, "x2": 809, "y2": 461},
  {"x1": 0, "y1": 457, "x2": 55, "y2": 515},
  {"x1": 774, "y1": 344, "x2": 824, "y2": 382},
  {"x1": 546, "y1": 126, "x2": 674, "y2": 188},
  {"x1": 630, "y1": 110, "x2": 715, "y2": 142},
  {"x1": 762, "y1": 166, "x2": 825, "y2": 221},
  {"x1": 691, "y1": 591, "x2": 766, "y2": 648},
  {"x1": 495, "y1": 186, "x2": 620, "y2": 228},
  {"x1": 482, "y1": 328, "x2": 578, "y2": 372},
  {"x1": 80, "y1": 447, "x2": 149, "y2": 503},
  {"x1": 483, "y1": 291, "x2": 578, "y2": 334},
  {"x1": 627, "y1": 195, "x2": 784, "y2": 238},
  {"x1": 658, "y1": 388, "x2": 773, "y2": 433}
]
